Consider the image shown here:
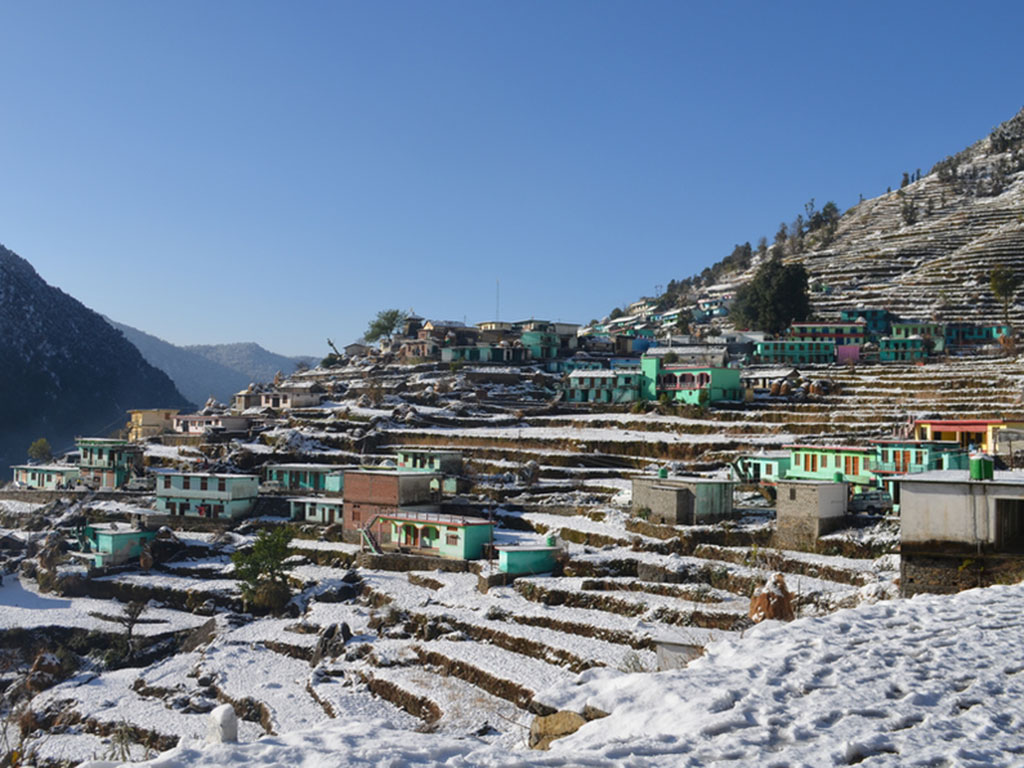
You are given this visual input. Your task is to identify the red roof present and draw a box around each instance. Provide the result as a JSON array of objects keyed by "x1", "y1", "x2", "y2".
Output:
[
  {"x1": 783, "y1": 444, "x2": 873, "y2": 454},
  {"x1": 914, "y1": 419, "x2": 1003, "y2": 434}
]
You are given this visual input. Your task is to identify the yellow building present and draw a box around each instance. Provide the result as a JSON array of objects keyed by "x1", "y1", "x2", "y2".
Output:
[
  {"x1": 912, "y1": 418, "x2": 1024, "y2": 454},
  {"x1": 126, "y1": 409, "x2": 179, "y2": 442}
]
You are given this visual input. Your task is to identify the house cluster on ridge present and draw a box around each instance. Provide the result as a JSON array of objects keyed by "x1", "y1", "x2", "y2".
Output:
[
  {"x1": 753, "y1": 308, "x2": 1009, "y2": 366},
  {"x1": 733, "y1": 416, "x2": 1024, "y2": 506}
]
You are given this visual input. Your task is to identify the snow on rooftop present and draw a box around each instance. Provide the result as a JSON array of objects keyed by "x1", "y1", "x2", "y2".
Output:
[{"x1": 898, "y1": 468, "x2": 1024, "y2": 485}]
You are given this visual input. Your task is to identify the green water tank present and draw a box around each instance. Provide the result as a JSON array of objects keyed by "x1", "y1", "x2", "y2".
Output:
[
  {"x1": 969, "y1": 454, "x2": 994, "y2": 480},
  {"x1": 658, "y1": 466, "x2": 668, "y2": 479}
]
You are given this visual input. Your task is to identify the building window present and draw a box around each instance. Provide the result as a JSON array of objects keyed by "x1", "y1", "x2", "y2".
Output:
[
  {"x1": 789, "y1": 488, "x2": 797, "y2": 501},
  {"x1": 200, "y1": 477, "x2": 208, "y2": 491},
  {"x1": 218, "y1": 478, "x2": 226, "y2": 492},
  {"x1": 164, "y1": 476, "x2": 171, "y2": 490},
  {"x1": 182, "y1": 477, "x2": 190, "y2": 490},
  {"x1": 996, "y1": 499, "x2": 1024, "y2": 552},
  {"x1": 446, "y1": 534, "x2": 459, "y2": 546}
]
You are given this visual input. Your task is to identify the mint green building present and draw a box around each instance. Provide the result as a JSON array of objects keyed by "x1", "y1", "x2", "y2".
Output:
[
  {"x1": 263, "y1": 463, "x2": 346, "y2": 494},
  {"x1": 76, "y1": 438, "x2": 143, "y2": 489},
  {"x1": 82, "y1": 523, "x2": 157, "y2": 568},
  {"x1": 891, "y1": 321, "x2": 945, "y2": 354},
  {"x1": 155, "y1": 471, "x2": 259, "y2": 519},
  {"x1": 289, "y1": 496, "x2": 345, "y2": 525},
  {"x1": 871, "y1": 439, "x2": 968, "y2": 507},
  {"x1": 732, "y1": 451, "x2": 792, "y2": 484},
  {"x1": 396, "y1": 449, "x2": 462, "y2": 474},
  {"x1": 441, "y1": 345, "x2": 528, "y2": 364},
  {"x1": 373, "y1": 509, "x2": 495, "y2": 559},
  {"x1": 565, "y1": 369, "x2": 643, "y2": 404},
  {"x1": 879, "y1": 336, "x2": 926, "y2": 362},
  {"x1": 520, "y1": 328, "x2": 559, "y2": 360},
  {"x1": 754, "y1": 340, "x2": 836, "y2": 365},
  {"x1": 784, "y1": 444, "x2": 875, "y2": 491},
  {"x1": 788, "y1": 321, "x2": 867, "y2": 346},
  {"x1": 394, "y1": 449, "x2": 461, "y2": 494},
  {"x1": 840, "y1": 308, "x2": 893, "y2": 338},
  {"x1": 639, "y1": 356, "x2": 742, "y2": 404},
  {"x1": 11, "y1": 464, "x2": 80, "y2": 490}
]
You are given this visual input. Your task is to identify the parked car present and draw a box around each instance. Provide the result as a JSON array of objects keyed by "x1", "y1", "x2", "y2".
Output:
[
  {"x1": 849, "y1": 490, "x2": 893, "y2": 514},
  {"x1": 125, "y1": 476, "x2": 155, "y2": 492}
]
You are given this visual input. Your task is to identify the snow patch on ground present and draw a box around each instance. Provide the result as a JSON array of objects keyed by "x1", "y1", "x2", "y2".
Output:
[{"x1": 98, "y1": 582, "x2": 1024, "y2": 767}]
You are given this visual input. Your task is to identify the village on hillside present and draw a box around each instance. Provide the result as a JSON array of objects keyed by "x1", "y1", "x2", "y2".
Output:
[{"x1": 3, "y1": 290, "x2": 1024, "y2": 765}]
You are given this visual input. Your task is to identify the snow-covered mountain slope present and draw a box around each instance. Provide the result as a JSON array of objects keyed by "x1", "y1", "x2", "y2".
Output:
[
  {"x1": 91, "y1": 581, "x2": 1024, "y2": 767},
  {"x1": 791, "y1": 110, "x2": 1024, "y2": 326},
  {"x1": 0, "y1": 244, "x2": 190, "y2": 466},
  {"x1": 654, "y1": 107, "x2": 1024, "y2": 329}
]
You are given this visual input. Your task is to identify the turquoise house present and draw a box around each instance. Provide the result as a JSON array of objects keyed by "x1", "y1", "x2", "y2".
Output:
[
  {"x1": 441, "y1": 345, "x2": 528, "y2": 364},
  {"x1": 784, "y1": 444, "x2": 875, "y2": 491},
  {"x1": 497, "y1": 544, "x2": 560, "y2": 575},
  {"x1": 788, "y1": 321, "x2": 867, "y2": 346},
  {"x1": 871, "y1": 439, "x2": 968, "y2": 506},
  {"x1": 565, "y1": 369, "x2": 642, "y2": 404},
  {"x1": 11, "y1": 464, "x2": 80, "y2": 490},
  {"x1": 76, "y1": 437, "x2": 143, "y2": 489},
  {"x1": 289, "y1": 496, "x2": 345, "y2": 525},
  {"x1": 155, "y1": 471, "x2": 259, "y2": 519},
  {"x1": 879, "y1": 336, "x2": 926, "y2": 362},
  {"x1": 395, "y1": 449, "x2": 461, "y2": 494},
  {"x1": 82, "y1": 523, "x2": 157, "y2": 568},
  {"x1": 732, "y1": 452, "x2": 792, "y2": 484},
  {"x1": 263, "y1": 463, "x2": 346, "y2": 494},
  {"x1": 754, "y1": 340, "x2": 836, "y2": 365},
  {"x1": 396, "y1": 449, "x2": 462, "y2": 474},
  {"x1": 945, "y1": 323, "x2": 1010, "y2": 350},
  {"x1": 639, "y1": 355, "x2": 743, "y2": 404},
  {"x1": 891, "y1": 321, "x2": 945, "y2": 354},
  {"x1": 839, "y1": 308, "x2": 894, "y2": 338},
  {"x1": 520, "y1": 326, "x2": 560, "y2": 360},
  {"x1": 369, "y1": 509, "x2": 495, "y2": 559}
]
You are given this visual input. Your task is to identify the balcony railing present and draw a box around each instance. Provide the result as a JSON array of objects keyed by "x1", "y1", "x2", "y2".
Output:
[
  {"x1": 380, "y1": 509, "x2": 485, "y2": 526},
  {"x1": 658, "y1": 383, "x2": 707, "y2": 391}
]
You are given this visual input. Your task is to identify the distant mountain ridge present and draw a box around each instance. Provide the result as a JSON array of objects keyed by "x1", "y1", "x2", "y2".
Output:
[
  {"x1": 0, "y1": 244, "x2": 190, "y2": 470},
  {"x1": 107, "y1": 322, "x2": 318, "y2": 404},
  {"x1": 184, "y1": 343, "x2": 318, "y2": 388},
  {"x1": 106, "y1": 320, "x2": 256, "y2": 405}
]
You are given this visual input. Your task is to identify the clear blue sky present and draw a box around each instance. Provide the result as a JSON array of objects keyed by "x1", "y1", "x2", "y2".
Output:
[{"x1": 1, "y1": 1, "x2": 1022, "y2": 356}]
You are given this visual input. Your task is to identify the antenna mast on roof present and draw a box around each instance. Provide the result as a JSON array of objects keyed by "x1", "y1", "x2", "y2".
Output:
[{"x1": 496, "y1": 279, "x2": 500, "y2": 322}]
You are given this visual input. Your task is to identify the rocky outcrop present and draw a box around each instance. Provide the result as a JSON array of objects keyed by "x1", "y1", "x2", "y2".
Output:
[
  {"x1": 749, "y1": 573, "x2": 796, "y2": 623},
  {"x1": 529, "y1": 707, "x2": 608, "y2": 750}
]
